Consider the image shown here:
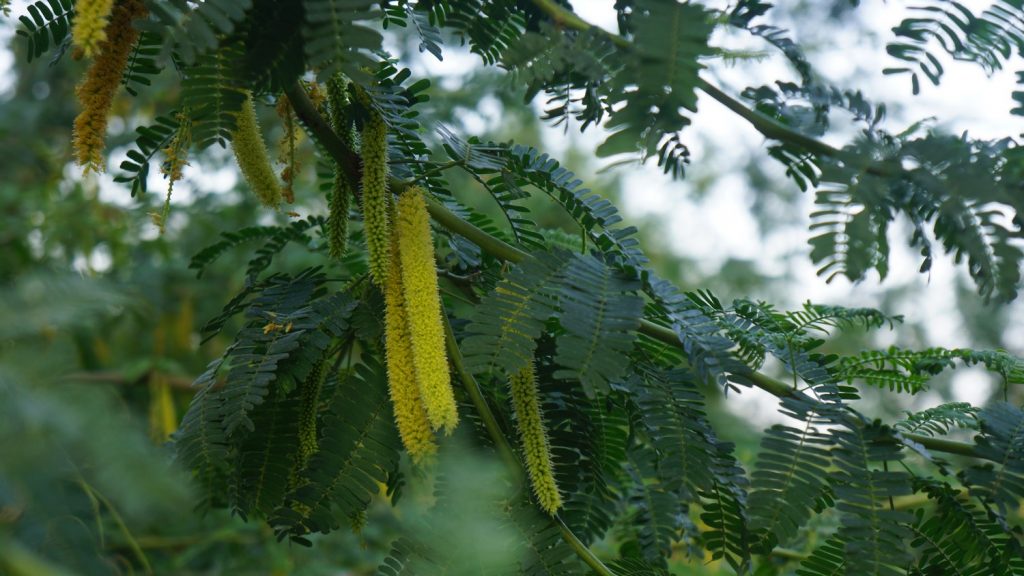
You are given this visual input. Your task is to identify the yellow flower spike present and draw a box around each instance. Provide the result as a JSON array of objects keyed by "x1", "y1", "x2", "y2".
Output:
[
  {"x1": 359, "y1": 101, "x2": 390, "y2": 285},
  {"x1": 72, "y1": 0, "x2": 115, "y2": 58},
  {"x1": 395, "y1": 188, "x2": 458, "y2": 433},
  {"x1": 72, "y1": 0, "x2": 147, "y2": 172},
  {"x1": 509, "y1": 363, "x2": 563, "y2": 516},
  {"x1": 384, "y1": 230, "x2": 438, "y2": 463},
  {"x1": 232, "y1": 93, "x2": 282, "y2": 208}
]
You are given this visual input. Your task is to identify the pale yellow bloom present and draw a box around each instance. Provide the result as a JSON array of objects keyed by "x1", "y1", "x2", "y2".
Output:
[
  {"x1": 72, "y1": 0, "x2": 115, "y2": 58},
  {"x1": 232, "y1": 93, "x2": 282, "y2": 208},
  {"x1": 72, "y1": 0, "x2": 147, "y2": 172},
  {"x1": 384, "y1": 231, "x2": 438, "y2": 463},
  {"x1": 395, "y1": 188, "x2": 458, "y2": 433},
  {"x1": 510, "y1": 363, "x2": 562, "y2": 515}
]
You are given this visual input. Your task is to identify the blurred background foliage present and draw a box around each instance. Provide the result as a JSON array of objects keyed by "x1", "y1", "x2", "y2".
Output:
[{"x1": 0, "y1": 1, "x2": 1018, "y2": 574}]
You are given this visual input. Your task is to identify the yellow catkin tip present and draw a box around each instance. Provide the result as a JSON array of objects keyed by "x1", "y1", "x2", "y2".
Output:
[
  {"x1": 395, "y1": 188, "x2": 458, "y2": 433},
  {"x1": 384, "y1": 232, "x2": 438, "y2": 463},
  {"x1": 360, "y1": 107, "x2": 390, "y2": 285},
  {"x1": 72, "y1": 0, "x2": 146, "y2": 172},
  {"x1": 72, "y1": 0, "x2": 115, "y2": 58},
  {"x1": 232, "y1": 93, "x2": 282, "y2": 208},
  {"x1": 510, "y1": 363, "x2": 563, "y2": 515}
]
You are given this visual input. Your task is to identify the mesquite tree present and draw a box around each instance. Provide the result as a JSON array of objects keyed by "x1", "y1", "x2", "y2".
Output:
[{"x1": 8, "y1": 0, "x2": 1024, "y2": 574}]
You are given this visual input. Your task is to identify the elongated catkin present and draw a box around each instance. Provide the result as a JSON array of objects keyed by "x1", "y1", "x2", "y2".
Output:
[
  {"x1": 509, "y1": 363, "x2": 562, "y2": 515},
  {"x1": 326, "y1": 77, "x2": 352, "y2": 261},
  {"x1": 232, "y1": 93, "x2": 282, "y2": 208},
  {"x1": 72, "y1": 0, "x2": 146, "y2": 171},
  {"x1": 359, "y1": 100, "x2": 389, "y2": 285},
  {"x1": 72, "y1": 0, "x2": 116, "y2": 58},
  {"x1": 297, "y1": 359, "x2": 326, "y2": 467},
  {"x1": 395, "y1": 188, "x2": 458, "y2": 433},
  {"x1": 384, "y1": 230, "x2": 438, "y2": 463}
]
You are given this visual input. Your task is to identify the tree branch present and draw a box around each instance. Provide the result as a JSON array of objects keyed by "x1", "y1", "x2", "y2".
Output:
[
  {"x1": 286, "y1": 81, "x2": 985, "y2": 467},
  {"x1": 528, "y1": 0, "x2": 903, "y2": 179},
  {"x1": 288, "y1": 81, "x2": 618, "y2": 576}
]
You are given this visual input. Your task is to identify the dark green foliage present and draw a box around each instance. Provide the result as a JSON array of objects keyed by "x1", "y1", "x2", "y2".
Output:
[
  {"x1": 544, "y1": 375, "x2": 626, "y2": 543},
  {"x1": 506, "y1": 505, "x2": 590, "y2": 575},
  {"x1": 503, "y1": 145, "x2": 650, "y2": 273},
  {"x1": 189, "y1": 216, "x2": 328, "y2": 279},
  {"x1": 14, "y1": 1, "x2": 1024, "y2": 574},
  {"x1": 729, "y1": 1, "x2": 811, "y2": 84},
  {"x1": 646, "y1": 276, "x2": 749, "y2": 392},
  {"x1": 835, "y1": 346, "x2": 1024, "y2": 394},
  {"x1": 440, "y1": 0, "x2": 528, "y2": 66},
  {"x1": 143, "y1": 0, "x2": 252, "y2": 65},
  {"x1": 909, "y1": 480, "x2": 1020, "y2": 576},
  {"x1": 748, "y1": 398, "x2": 836, "y2": 552},
  {"x1": 234, "y1": 392, "x2": 302, "y2": 516},
  {"x1": 897, "y1": 402, "x2": 979, "y2": 437},
  {"x1": 743, "y1": 82, "x2": 886, "y2": 136},
  {"x1": 174, "y1": 271, "x2": 371, "y2": 529},
  {"x1": 553, "y1": 254, "x2": 643, "y2": 397},
  {"x1": 795, "y1": 536, "x2": 845, "y2": 576},
  {"x1": 502, "y1": 22, "x2": 616, "y2": 130},
  {"x1": 115, "y1": 113, "x2": 180, "y2": 197},
  {"x1": 629, "y1": 367, "x2": 719, "y2": 500},
  {"x1": 438, "y1": 132, "x2": 546, "y2": 250},
  {"x1": 303, "y1": 0, "x2": 381, "y2": 82},
  {"x1": 272, "y1": 356, "x2": 401, "y2": 538},
  {"x1": 122, "y1": 30, "x2": 162, "y2": 96},
  {"x1": 598, "y1": 0, "x2": 714, "y2": 178},
  {"x1": 830, "y1": 422, "x2": 914, "y2": 576},
  {"x1": 809, "y1": 133, "x2": 1024, "y2": 303},
  {"x1": 621, "y1": 448, "x2": 684, "y2": 567},
  {"x1": 963, "y1": 403, "x2": 1024, "y2": 516},
  {"x1": 240, "y1": 0, "x2": 307, "y2": 93},
  {"x1": 885, "y1": 0, "x2": 1024, "y2": 95},
  {"x1": 15, "y1": 0, "x2": 72, "y2": 62},
  {"x1": 462, "y1": 249, "x2": 570, "y2": 375},
  {"x1": 180, "y1": 41, "x2": 248, "y2": 149},
  {"x1": 607, "y1": 557, "x2": 671, "y2": 576}
]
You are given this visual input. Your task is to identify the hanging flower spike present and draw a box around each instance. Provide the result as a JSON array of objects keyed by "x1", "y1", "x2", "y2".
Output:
[
  {"x1": 297, "y1": 359, "x2": 327, "y2": 468},
  {"x1": 509, "y1": 363, "x2": 562, "y2": 516},
  {"x1": 357, "y1": 90, "x2": 390, "y2": 285},
  {"x1": 384, "y1": 224, "x2": 438, "y2": 463},
  {"x1": 232, "y1": 93, "x2": 282, "y2": 208},
  {"x1": 72, "y1": 0, "x2": 147, "y2": 172},
  {"x1": 395, "y1": 188, "x2": 458, "y2": 433},
  {"x1": 72, "y1": 0, "x2": 115, "y2": 59},
  {"x1": 326, "y1": 76, "x2": 353, "y2": 261}
]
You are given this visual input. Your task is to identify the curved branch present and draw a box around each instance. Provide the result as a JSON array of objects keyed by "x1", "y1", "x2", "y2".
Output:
[
  {"x1": 287, "y1": 81, "x2": 984, "y2": 463},
  {"x1": 528, "y1": 0, "x2": 902, "y2": 179},
  {"x1": 289, "y1": 82, "x2": 618, "y2": 574}
]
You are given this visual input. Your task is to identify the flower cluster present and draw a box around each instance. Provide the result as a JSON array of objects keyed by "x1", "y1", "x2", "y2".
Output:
[
  {"x1": 71, "y1": 0, "x2": 115, "y2": 58},
  {"x1": 72, "y1": 0, "x2": 146, "y2": 172},
  {"x1": 394, "y1": 189, "x2": 459, "y2": 434},
  {"x1": 384, "y1": 229, "x2": 439, "y2": 463},
  {"x1": 509, "y1": 363, "x2": 563, "y2": 515},
  {"x1": 232, "y1": 93, "x2": 282, "y2": 208}
]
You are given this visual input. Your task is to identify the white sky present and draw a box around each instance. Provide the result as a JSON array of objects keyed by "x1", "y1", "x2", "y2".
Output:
[{"x1": 2, "y1": 0, "x2": 1021, "y2": 423}]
